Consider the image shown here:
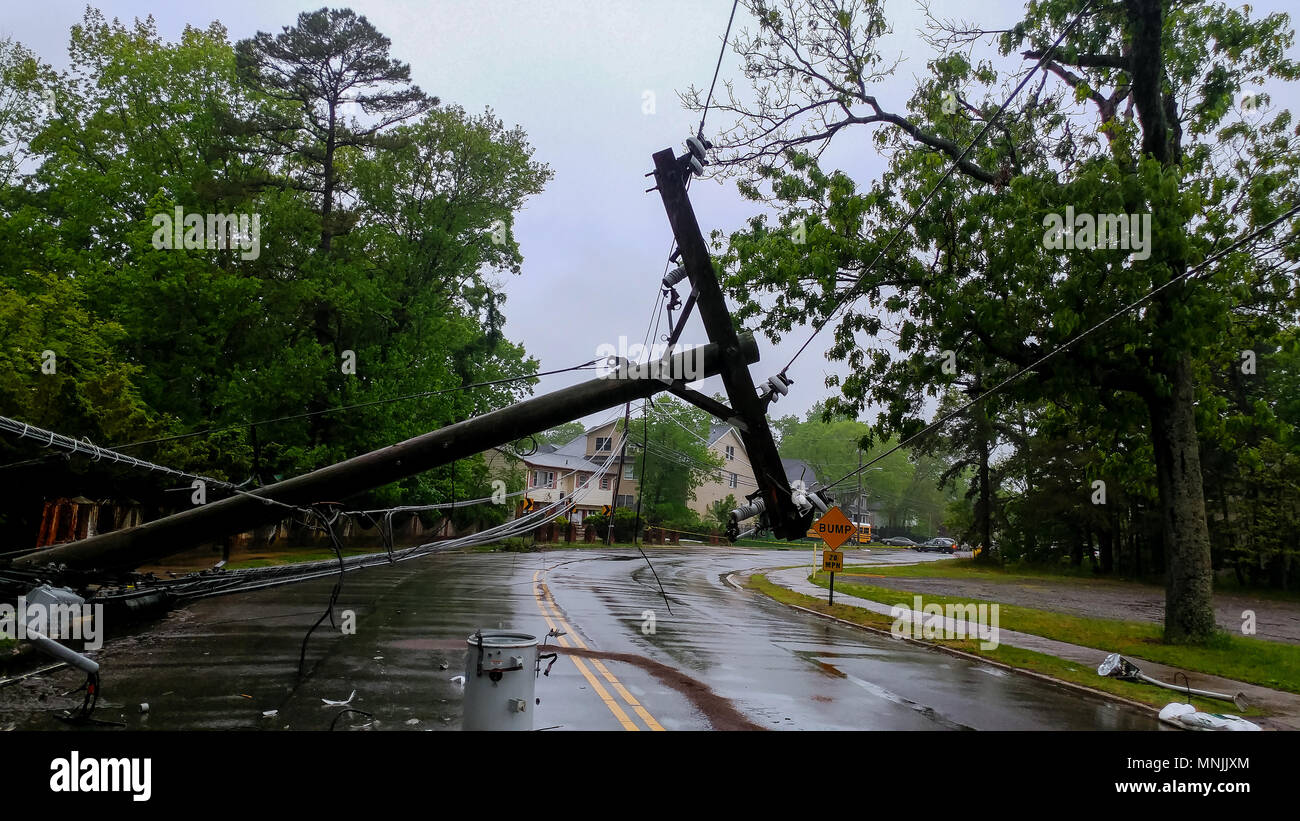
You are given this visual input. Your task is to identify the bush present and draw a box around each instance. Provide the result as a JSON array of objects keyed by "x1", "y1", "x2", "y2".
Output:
[{"x1": 498, "y1": 537, "x2": 536, "y2": 553}]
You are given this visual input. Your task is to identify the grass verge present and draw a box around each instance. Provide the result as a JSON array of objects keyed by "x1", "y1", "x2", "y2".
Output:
[
  {"x1": 747, "y1": 572, "x2": 1260, "y2": 715},
  {"x1": 848, "y1": 557, "x2": 1300, "y2": 602},
  {"x1": 809, "y1": 572, "x2": 1300, "y2": 695},
  {"x1": 224, "y1": 547, "x2": 378, "y2": 569}
]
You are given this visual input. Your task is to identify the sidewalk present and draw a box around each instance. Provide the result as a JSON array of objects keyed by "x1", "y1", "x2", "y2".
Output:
[{"x1": 764, "y1": 565, "x2": 1300, "y2": 730}]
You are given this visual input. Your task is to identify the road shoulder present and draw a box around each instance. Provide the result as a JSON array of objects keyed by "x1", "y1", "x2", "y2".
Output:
[{"x1": 751, "y1": 565, "x2": 1300, "y2": 730}]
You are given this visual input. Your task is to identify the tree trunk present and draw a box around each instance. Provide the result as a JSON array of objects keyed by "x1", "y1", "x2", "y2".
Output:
[
  {"x1": 973, "y1": 373, "x2": 994, "y2": 563},
  {"x1": 1147, "y1": 352, "x2": 1216, "y2": 641},
  {"x1": 1132, "y1": 516, "x2": 1141, "y2": 578},
  {"x1": 321, "y1": 112, "x2": 337, "y2": 252}
]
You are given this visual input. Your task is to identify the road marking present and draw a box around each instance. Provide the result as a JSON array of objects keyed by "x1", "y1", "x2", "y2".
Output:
[
  {"x1": 531, "y1": 571, "x2": 637, "y2": 730},
  {"x1": 532, "y1": 569, "x2": 665, "y2": 731}
]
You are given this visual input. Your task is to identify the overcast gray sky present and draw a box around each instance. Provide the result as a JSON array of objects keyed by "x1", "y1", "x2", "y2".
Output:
[{"x1": 5, "y1": 0, "x2": 1298, "y2": 430}]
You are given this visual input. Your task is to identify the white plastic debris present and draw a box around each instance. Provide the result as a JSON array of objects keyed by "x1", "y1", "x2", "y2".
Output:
[
  {"x1": 449, "y1": 675, "x2": 466, "y2": 692},
  {"x1": 139, "y1": 703, "x2": 149, "y2": 714},
  {"x1": 321, "y1": 690, "x2": 357, "y2": 707},
  {"x1": 1158, "y1": 702, "x2": 1260, "y2": 731},
  {"x1": 262, "y1": 709, "x2": 278, "y2": 718}
]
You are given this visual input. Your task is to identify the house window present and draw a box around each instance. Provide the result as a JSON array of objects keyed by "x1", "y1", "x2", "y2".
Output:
[
  {"x1": 623, "y1": 463, "x2": 635, "y2": 480},
  {"x1": 725, "y1": 445, "x2": 735, "y2": 461},
  {"x1": 575, "y1": 473, "x2": 588, "y2": 489},
  {"x1": 616, "y1": 494, "x2": 635, "y2": 508},
  {"x1": 531, "y1": 470, "x2": 555, "y2": 489},
  {"x1": 595, "y1": 436, "x2": 612, "y2": 452},
  {"x1": 599, "y1": 476, "x2": 611, "y2": 490},
  {"x1": 728, "y1": 472, "x2": 737, "y2": 488}
]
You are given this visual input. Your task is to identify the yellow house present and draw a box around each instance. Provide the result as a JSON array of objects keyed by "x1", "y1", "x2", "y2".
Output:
[{"x1": 687, "y1": 424, "x2": 819, "y2": 521}]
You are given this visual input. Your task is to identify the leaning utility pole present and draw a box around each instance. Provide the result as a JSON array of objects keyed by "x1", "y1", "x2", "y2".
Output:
[
  {"x1": 10, "y1": 340, "x2": 757, "y2": 575},
  {"x1": 649, "y1": 146, "x2": 811, "y2": 540}
]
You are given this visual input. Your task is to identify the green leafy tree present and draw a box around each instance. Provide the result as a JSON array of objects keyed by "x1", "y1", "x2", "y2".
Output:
[
  {"x1": 0, "y1": 8, "x2": 551, "y2": 549},
  {"x1": 234, "y1": 6, "x2": 435, "y2": 252},
  {"x1": 691, "y1": 0, "x2": 1300, "y2": 642},
  {"x1": 624, "y1": 398, "x2": 723, "y2": 525},
  {"x1": 536, "y1": 421, "x2": 586, "y2": 447},
  {"x1": 709, "y1": 494, "x2": 739, "y2": 528}
]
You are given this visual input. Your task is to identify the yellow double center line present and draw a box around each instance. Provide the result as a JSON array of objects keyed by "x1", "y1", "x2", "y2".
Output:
[{"x1": 532, "y1": 569, "x2": 664, "y2": 731}]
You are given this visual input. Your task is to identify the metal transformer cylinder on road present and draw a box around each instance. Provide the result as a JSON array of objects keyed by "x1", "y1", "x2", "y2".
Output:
[{"x1": 463, "y1": 631, "x2": 539, "y2": 731}]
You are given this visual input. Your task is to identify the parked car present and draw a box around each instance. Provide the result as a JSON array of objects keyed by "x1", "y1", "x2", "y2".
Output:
[
  {"x1": 880, "y1": 536, "x2": 917, "y2": 547},
  {"x1": 917, "y1": 537, "x2": 957, "y2": 554}
]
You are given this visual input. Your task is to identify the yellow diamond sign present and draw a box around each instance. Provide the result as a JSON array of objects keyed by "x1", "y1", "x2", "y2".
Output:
[{"x1": 813, "y1": 506, "x2": 855, "y2": 550}]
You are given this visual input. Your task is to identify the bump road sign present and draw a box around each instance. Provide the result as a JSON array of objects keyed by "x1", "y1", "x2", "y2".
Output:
[
  {"x1": 812, "y1": 506, "x2": 856, "y2": 551},
  {"x1": 814, "y1": 506, "x2": 855, "y2": 605}
]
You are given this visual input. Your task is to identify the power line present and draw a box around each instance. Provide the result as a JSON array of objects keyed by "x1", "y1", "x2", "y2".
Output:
[
  {"x1": 115, "y1": 361, "x2": 602, "y2": 451},
  {"x1": 820, "y1": 200, "x2": 1300, "y2": 493},
  {"x1": 0, "y1": 369, "x2": 629, "y2": 546},
  {"x1": 0, "y1": 359, "x2": 602, "y2": 473},
  {"x1": 628, "y1": 435, "x2": 760, "y2": 489},
  {"x1": 650, "y1": 400, "x2": 741, "y2": 450},
  {"x1": 0, "y1": 415, "x2": 306, "y2": 514},
  {"x1": 112, "y1": 447, "x2": 629, "y2": 603},
  {"x1": 779, "y1": 0, "x2": 1098, "y2": 375},
  {"x1": 698, "y1": 0, "x2": 742, "y2": 141}
]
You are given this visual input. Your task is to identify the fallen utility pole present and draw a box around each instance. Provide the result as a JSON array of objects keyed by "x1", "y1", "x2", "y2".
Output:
[
  {"x1": 650, "y1": 147, "x2": 810, "y2": 540},
  {"x1": 9, "y1": 339, "x2": 757, "y2": 576}
]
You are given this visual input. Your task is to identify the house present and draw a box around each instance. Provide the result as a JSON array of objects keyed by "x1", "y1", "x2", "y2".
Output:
[
  {"x1": 485, "y1": 419, "x2": 638, "y2": 526},
  {"x1": 486, "y1": 419, "x2": 834, "y2": 528},
  {"x1": 34, "y1": 496, "x2": 144, "y2": 547},
  {"x1": 687, "y1": 424, "x2": 756, "y2": 519},
  {"x1": 685, "y1": 428, "x2": 821, "y2": 520}
]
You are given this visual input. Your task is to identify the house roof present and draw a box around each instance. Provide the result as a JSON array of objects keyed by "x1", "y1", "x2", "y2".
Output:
[
  {"x1": 523, "y1": 451, "x2": 610, "y2": 473},
  {"x1": 781, "y1": 458, "x2": 818, "y2": 487},
  {"x1": 707, "y1": 424, "x2": 733, "y2": 446},
  {"x1": 554, "y1": 419, "x2": 621, "y2": 457},
  {"x1": 553, "y1": 434, "x2": 588, "y2": 457}
]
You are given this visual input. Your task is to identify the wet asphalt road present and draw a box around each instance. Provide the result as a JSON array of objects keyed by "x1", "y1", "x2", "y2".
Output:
[{"x1": 1, "y1": 546, "x2": 1159, "y2": 730}]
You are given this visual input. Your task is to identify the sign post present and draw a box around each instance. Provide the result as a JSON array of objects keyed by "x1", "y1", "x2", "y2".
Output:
[{"x1": 813, "y1": 507, "x2": 854, "y2": 606}]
